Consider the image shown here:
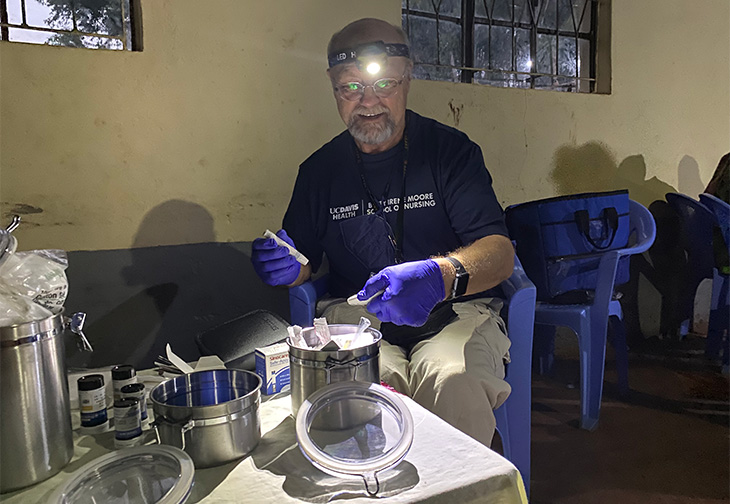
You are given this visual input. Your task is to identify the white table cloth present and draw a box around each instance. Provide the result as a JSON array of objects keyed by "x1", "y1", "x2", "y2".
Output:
[{"x1": 4, "y1": 384, "x2": 527, "y2": 504}]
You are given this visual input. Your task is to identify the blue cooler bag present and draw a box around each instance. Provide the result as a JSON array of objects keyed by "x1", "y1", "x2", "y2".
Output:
[{"x1": 506, "y1": 190, "x2": 631, "y2": 303}]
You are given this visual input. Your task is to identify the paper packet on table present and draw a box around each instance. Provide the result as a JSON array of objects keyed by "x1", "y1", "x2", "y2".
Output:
[{"x1": 0, "y1": 249, "x2": 69, "y2": 326}]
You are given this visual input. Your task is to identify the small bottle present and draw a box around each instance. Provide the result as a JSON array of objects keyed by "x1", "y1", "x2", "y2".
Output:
[
  {"x1": 114, "y1": 397, "x2": 142, "y2": 448},
  {"x1": 111, "y1": 365, "x2": 137, "y2": 402},
  {"x1": 121, "y1": 383, "x2": 148, "y2": 428},
  {"x1": 78, "y1": 374, "x2": 108, "y2": 431}
]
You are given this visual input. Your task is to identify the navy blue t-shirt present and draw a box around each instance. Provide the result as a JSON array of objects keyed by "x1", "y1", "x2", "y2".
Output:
[{"x1": 283, "y1": 110, "x2": 508, "y2": 297}]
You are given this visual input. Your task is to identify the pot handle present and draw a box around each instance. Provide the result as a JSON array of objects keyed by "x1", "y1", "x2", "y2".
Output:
[
  {"x1": 179, "y1": 420, "x2": 195, "y2": 451},
  {"x1": 149, "y1": 417, "x2": 194, "y2": 450},
  {"x1": 324, "y1": 356, "x2": 362, "y2": 383},
  {"x1": 65, "y1": 312, "x2": 93, "y2": 352},
  {"x1": 154, "y1": 409, "x2": 252, "y2": 451}
]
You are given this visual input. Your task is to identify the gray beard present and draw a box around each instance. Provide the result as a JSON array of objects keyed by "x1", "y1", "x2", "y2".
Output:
[{"x1": 348, "y1": 114, "x2": 396, "y2": 145}]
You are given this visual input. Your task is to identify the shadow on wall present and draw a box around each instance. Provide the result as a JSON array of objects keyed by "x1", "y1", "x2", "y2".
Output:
[
  {"x1": 65, "y1": 200, "x2": 289, "y2": 370},
  {"x1": 550, "y1": 142, "x2": 678, "y2": 207},
  {"x1": 548, "y1": 143, "x2": 707, "y2": 341}
]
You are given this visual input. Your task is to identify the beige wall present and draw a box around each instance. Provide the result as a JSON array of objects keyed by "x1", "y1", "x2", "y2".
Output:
[{"x1": 1, "y1": 0, "x2": 729, "y2": 252}]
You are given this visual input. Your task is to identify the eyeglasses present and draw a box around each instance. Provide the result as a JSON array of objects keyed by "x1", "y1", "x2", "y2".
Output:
[{"x1": 334, "y1": 76, "x2": 406, "y2": 101}]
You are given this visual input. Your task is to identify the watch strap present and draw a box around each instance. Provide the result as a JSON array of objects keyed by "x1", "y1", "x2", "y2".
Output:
[{"x1": 444, "y1": 256, "x2": 469, "y2": 299}]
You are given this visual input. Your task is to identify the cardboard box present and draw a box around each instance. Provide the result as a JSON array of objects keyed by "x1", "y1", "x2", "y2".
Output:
[{"x1": 255, "y1": 342, "x2": 290, "y2": 395}]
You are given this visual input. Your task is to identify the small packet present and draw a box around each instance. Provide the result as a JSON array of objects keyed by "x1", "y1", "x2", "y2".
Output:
[
  {"x1": 319, "y1": 340, "x2": 341, "y2": 351},
  {"x1": 287, "y1": 325, "x2": 308, "y2": 349},
  {"x1": 313, "y1": 317, "x2": 332, "y2": 347}
]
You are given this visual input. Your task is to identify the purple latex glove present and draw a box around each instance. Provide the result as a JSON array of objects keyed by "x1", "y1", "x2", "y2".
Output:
[
  {"x1": 251, "y1": 229, "x2": 301, "y2": 286},
  {"x1": 358, "y1": 259, "x2": 445, "y2": 326}
]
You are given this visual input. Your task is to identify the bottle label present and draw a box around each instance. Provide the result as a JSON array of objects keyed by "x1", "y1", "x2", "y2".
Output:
[
  {"x1": 79, "y1": 388, "x2": 108, "y2": 427},
  {"x1": 114, "y1": 403, "x2": 142, "y2": 440}
]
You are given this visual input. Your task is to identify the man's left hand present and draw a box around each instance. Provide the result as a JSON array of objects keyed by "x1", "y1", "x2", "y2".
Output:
[{"x1": 358, "y1": 259, "x2": 445, "y2": 326}]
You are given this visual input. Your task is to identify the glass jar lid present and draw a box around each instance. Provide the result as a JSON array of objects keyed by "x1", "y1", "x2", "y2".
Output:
[
  {"x1": 295, "y1": 381, "x2": 414, "y2": 492},
  {"x1": 47, "y1": 445, "x2": 195, "y2": 504}
]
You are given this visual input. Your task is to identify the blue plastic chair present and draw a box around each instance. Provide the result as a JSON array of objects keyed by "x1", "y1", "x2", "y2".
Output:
[
  {"x1": 289, "y1": 254, "x2": 537, "y2": 495},
  {"x1": 698, "y1": 193, "x2": 730, "y2": 366},
  {"x1": 530, "y1": 200, "x2": 656, "y2": 431},
  {"x1": 664, "y1": 193, "x2": 715, "y2": 338}
]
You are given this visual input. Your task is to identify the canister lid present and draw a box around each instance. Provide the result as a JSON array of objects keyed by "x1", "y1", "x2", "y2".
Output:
[
  {"x1": 47, "y1": 445, "x2": 195, "y2": 504},
  {"x1": 295, "y1": 381, "x2": 414, "y2": 488},
  {"x1": 111, "y1": 364, "x2": 136, "y2": 380},
  {"x1": 77, "y1": 374, "x2": 105, "y2": 391}
]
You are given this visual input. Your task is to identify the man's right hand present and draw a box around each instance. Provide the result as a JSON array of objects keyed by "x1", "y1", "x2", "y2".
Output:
[{"x1": 251, "y1": 229, "x2": 301, "y2": 286}]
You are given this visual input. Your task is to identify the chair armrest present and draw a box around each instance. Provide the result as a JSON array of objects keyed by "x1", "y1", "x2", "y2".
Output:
[
  {"x1": 500, "y1": 256, "x2": 537, "y2": 384},
  {"x1": 289, "y1": 275, "x2": 330, "y2": 327},
  {"x1": 618, "y1": 200, "x2": 656, "y2": 256}
]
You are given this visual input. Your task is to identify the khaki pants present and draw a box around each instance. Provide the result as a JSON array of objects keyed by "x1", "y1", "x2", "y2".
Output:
[{"x1": 321, "y1": 298, "x2": 512, "y2": 446}]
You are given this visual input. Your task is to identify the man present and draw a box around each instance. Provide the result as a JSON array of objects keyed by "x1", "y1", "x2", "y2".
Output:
[{"x1": 251, "y1": 18, "x2": 514, "y2": 445}]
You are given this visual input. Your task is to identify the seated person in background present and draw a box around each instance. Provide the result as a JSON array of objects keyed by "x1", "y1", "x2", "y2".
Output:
[
  {"x1": 705, "y1": 152, "x2": 729, "y2": 274},
  {"x1": 250, "y1": 18, "x2": 514, "y2": 446},
  {"x1": 705, "y1": 153, "x2": 729, "y2": 204}
]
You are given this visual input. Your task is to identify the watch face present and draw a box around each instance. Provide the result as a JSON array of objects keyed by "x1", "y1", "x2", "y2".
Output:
[
  {"x1": 454, "y1": 272, "x2": 468, "y2": 297},
  {"x1": 445, "y1": 257, "x2": 468, "y2": 298}
]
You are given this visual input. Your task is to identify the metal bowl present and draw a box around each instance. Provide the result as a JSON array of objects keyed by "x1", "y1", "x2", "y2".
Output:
[{"x1": 150, "y1": 369, "x2": 262, "y2": 468}]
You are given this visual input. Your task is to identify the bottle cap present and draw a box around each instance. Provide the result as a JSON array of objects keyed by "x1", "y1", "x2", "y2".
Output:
[
  {"x1": 77, "y1": 374, "x2": 105, "y2": 391},
  {"x1": 114, "y1": 397, "x2": 139, "y2": 409},
  {"x1": 121, "y1": 383, "x2": 145, "y2": 394},
  {"x1": 111, "y1": 365, "x2": 136, "y2": 380}
]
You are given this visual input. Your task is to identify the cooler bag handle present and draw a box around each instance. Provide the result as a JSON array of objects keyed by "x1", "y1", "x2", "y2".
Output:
[{"x1": 574, "y1": 207, "x2": 619, "y2": 250}]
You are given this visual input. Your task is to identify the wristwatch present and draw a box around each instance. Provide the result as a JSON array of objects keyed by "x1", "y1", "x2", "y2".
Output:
[{"x1": 445, "y1": 257, "x2": 469, "y2": 300}]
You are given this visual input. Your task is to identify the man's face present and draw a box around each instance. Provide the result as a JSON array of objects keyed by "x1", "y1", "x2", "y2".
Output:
[{"x1": 328, "y1": 57, "x2": 411, "y2": 152}]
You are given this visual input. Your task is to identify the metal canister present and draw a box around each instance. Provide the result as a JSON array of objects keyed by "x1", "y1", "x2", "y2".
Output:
[
  {"x1": 0, "y1": 313, "x2": 74, "y2": 493},
  {"x1": 288, "y1": 324, "x2": 381, "y2": 425}
]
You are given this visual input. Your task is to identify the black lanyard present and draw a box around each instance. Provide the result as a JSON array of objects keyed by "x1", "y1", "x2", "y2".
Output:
[{"x1": 353, "y1": 132, "x2": 409, "y2": 263}]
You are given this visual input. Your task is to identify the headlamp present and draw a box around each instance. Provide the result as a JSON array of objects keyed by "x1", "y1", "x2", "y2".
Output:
[{"x1": 328, "y1": 41, "x2": 410, "y2": 76}]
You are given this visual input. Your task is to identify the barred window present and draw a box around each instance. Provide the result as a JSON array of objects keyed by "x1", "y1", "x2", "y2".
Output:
[
  {"x1": 402, "y1": 0, "x2": 603, "y2": 93},
  {"x1": 0, "y1": 0, "x2": 141, "y2": 51}
]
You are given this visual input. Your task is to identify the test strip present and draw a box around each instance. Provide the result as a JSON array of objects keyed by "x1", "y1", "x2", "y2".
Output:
[
  {"x1": 347, "y1": 289, "x2": 385, "y2": 306},
  {"x1": 264, "y1": 229, "x2": 309, "y2": 265}
]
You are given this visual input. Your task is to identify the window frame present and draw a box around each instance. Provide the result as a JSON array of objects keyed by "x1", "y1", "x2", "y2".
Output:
[
  {"x1": 0, "y1": 0, "x2": 143, "y2": 51},
  {"x1": 402, "y1": 0, "x2": 603, "y2": 93}
]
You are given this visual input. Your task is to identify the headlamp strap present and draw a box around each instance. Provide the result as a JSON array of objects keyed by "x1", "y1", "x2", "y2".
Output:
[{"x1": 328, "y1": 41, "x2": 410, "y2": 68}]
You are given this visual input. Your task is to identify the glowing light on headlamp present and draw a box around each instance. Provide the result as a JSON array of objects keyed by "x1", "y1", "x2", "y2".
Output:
[{"x1": 365, "y1": 61, "x2": 381, "y2": 75}]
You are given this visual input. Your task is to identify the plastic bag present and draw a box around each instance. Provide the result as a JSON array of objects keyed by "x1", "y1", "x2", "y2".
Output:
[{"x1": 0, "y1": 249, "x2": 69, "y2": 326}]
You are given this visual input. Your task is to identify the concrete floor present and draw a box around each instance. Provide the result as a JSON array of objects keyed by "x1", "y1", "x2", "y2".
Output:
[{"x1": 526, "y1": 334, "x2": 729, "y2": 504}]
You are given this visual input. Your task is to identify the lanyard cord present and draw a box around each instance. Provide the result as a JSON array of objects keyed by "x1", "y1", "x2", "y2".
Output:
[{"x1": 353, "y1": 130, "x2": 409, "y2": 263}]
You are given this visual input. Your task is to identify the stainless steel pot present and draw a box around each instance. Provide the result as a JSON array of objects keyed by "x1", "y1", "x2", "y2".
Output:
[
  {"x1": 288, "y1": 324, "x2": 381, "y2": 427},
  {"x1": 0, "y1": 312, "x2": 83, "y2": 492},
  {"x1": 150, "y1": 369, "x2": 262, "y2": 468}
]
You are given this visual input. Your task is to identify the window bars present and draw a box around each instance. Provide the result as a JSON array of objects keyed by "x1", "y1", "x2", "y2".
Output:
[
  {"x1": 0, "y1": 0, "x2": 138, "y2": 51},
  {"x1": 402, "y1": 0, "x2": 598, "y2": 92}
]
